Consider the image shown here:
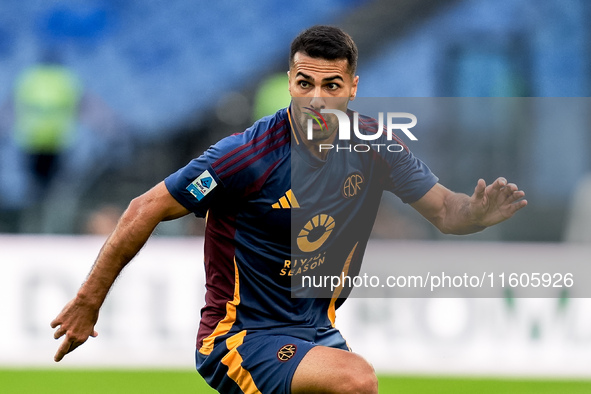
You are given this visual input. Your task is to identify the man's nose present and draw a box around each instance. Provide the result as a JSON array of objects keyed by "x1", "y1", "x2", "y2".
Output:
[{"x1": 308, "y1": 93, "x2": 326, "y2": 110}]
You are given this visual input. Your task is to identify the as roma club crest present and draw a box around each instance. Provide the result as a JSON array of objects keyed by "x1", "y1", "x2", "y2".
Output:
[
  {"x1": 277, "y1": 344, "x2": 297, "y2": 362},
  {"x1": 343, "y1": 172, "x2": 364, "y2": 198}
]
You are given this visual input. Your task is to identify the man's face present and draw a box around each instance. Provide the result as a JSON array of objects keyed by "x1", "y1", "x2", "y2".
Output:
[{"x1": 288, "y1": 52, "x2": 359, "y2": 143}]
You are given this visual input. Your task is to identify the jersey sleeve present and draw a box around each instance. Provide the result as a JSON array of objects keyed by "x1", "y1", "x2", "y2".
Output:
[
  {"x1": 354, "y1": 113, "x2": 438, "y2": 204},
  {"x1": 164, "y1": 111, "x2": 289, "y2": 217},
  {"x1": 383, "y1": 147, "x2": 439, "y2": 204},
  {"x1": 164, "y1": 148, "x2": 225, "y2": 218},
  {"x1": 164, "y1": 130, "x2": 256, "y2": 217},
  {"x1": 352, "y1": 114, "x2": 436, "y2": 203}
]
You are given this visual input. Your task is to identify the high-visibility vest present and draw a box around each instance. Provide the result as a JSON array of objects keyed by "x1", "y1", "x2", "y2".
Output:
[{"x1": 13, "y1": 65, "x2": 82, "y2": 153}]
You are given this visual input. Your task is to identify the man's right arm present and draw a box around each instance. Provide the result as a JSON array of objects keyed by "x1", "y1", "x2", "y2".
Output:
[{"x1": 50, "y1": 181, "x2": 190, "y2": 362}]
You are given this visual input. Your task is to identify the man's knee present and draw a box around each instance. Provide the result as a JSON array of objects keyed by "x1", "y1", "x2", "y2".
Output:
[
  {"x1": 322, "y1": 353, "x2": 378, "y2": 394},
  {"x1": 338, "y1": 362, "x2": 378, "y2": 394}
]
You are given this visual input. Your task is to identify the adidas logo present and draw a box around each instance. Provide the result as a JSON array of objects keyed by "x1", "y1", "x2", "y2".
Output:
[{"x1": 272, "y1": 189, "x2": 300, "y2": 209}]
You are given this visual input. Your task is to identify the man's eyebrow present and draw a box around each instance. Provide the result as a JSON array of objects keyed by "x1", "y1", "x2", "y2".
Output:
[
  {"x1": 322, "y1": 75, "x2": 344, "y2": 82},
  {"x1": 296, "y1": 72, "x2": 312, "y2": 80},
  {"x1": 295, "y1": 72, "x2": 344, "y2": 82}
]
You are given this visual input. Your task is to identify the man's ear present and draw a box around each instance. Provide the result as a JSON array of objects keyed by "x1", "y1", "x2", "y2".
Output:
[{"x1": 350, "y1": 75, "x2": 359, "y2": 100}]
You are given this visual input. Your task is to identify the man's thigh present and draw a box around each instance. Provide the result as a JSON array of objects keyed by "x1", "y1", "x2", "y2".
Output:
[{"x1": 291, "y1": 346, "x2": 378, "y2": 394}]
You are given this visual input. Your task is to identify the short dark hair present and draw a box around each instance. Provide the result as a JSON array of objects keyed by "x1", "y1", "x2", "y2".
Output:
[{"x1": 290, "y1": 25, "x2": 358, "y2": 75}]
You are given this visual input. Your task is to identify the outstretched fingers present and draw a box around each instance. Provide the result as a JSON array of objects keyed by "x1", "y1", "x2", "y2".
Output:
[
  {"x1": 488, "y1": 178, "x2": 523, "y2": 203},
  {"x1": 52, "y1": 325, "x2": 66, "y2": 340},
  {"x1": 506, "y1": 193, "x2": 528, "y2": 213},
  {"x1": 50, "y1": 300, "x2": 99, "y2": 362},
  {"x1": 494, "y1": 179, "x2": 527, "y2": 218},
  {"x1": 54, "y1": 337, "x2": 75, "y2": 362},
  {"x1": 488, "y1": 177, "x2": 508, "y2": 197},
  {"x1": 471, "y1": 177, "x2": 527, "y2": 226},
  {"x1": 504, "y1": 187, "x2": 525, "y2": 203},
  {"x1": 52, "y1": 329, "x2": 98, "y2": 362},
  {"x1": 473, "y1": 178, "x2": 487, "y2": 201}
]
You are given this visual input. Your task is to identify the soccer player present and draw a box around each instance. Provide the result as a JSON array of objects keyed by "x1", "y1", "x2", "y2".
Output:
[{"x1": 51, "y1": 25, "x2": 527, "y2": 394}]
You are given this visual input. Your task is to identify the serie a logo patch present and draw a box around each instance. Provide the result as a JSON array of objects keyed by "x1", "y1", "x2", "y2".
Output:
[
  {"x1": 186, "y1": 170, "x2": 217, "y2": 201},
  {"x1": 277, "y1": 344, "x2": 297, "y2": 362}
]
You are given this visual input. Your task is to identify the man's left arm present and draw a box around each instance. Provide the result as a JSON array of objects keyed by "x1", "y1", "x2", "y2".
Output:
[{"x1": 411, "y1": 177, "x2": 527, "y2": 235}]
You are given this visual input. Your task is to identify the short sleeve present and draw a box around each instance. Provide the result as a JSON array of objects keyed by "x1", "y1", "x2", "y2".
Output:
[
  {"x1": 164, "y1": 152, "x2": 223, "y2": 218},
  {"x1": 383, "y1": 148, "x2": 438, "y2": 204},
  {"x1": 355, "y1": 113, "x2": 438, "y2": 204},
  {"x1": 164, "y1": 111, "x2": 289, "y2": 217}
]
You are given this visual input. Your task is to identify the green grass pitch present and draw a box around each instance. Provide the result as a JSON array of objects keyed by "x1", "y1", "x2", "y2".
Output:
[{"x1": 1, "y1": 370, "x2": 590, "y2": 393}]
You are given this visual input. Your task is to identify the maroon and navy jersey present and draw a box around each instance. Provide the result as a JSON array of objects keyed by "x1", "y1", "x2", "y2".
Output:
[{"x1": 164, "y1": 106, "x2": 438, "y2": 355}]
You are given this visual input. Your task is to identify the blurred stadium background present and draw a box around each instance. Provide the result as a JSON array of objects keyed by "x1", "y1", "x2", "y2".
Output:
[{"x1": 1, "y1": 0, "x2": 591, "y2": 392}]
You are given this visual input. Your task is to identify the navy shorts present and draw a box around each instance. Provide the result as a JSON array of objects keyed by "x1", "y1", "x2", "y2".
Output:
[{"x1": 195, "y1": 326, "x2": 349, "y2": 394}]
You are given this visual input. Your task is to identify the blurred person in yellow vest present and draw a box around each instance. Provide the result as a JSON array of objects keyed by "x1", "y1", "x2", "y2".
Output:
[
  {"x1": 252, "y1": 73, "x2": 291, "y2": 121},
  {"x1": 0, "y1": 52, "x2": 131, "y2": 233},
  {"x1": 13, "y1": 54, "x2": 82, "y2": 188}
]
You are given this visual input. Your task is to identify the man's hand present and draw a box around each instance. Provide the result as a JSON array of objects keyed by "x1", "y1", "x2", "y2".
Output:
[
  {"x1": 470, "y1": 177, "x2": 527, "y2": 227},
  {"x1": 50, "y1": 297, "x2": 99, "y2": 362},
  {"x1": 412, "y1": 178, "x2": 527, "y2": 235}
]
